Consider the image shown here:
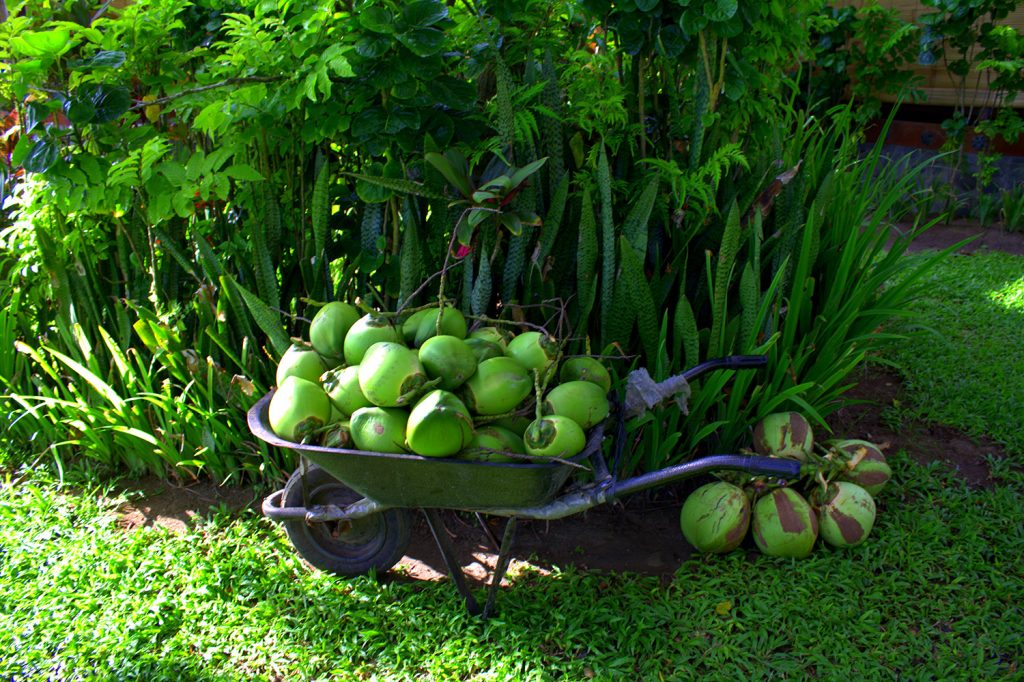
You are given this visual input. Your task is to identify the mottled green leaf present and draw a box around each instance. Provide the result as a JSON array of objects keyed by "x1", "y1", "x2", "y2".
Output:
[
  {"x1": 402, "y1": 0, "x2": 448, "y2": 28},
  {"x1": 396, "y1": 28, "x2": 446, "y2": 58},
  {"x1": 23, "y1": 138, "x2": 59, "y2": 174},
  {"x1": 69, "y1": 50, "x2": 126, "y2": 70},
  {"x1": 359, "y1": 7, "x2": 395, "y2": 34}
]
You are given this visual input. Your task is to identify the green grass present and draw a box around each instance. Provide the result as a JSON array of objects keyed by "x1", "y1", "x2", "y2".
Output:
[
  {"x1": 3, "y1": 248, "x2": 1023, "y2": 680},
  {"x1": 1, "y1": 456, "x2": 1022, "y2": 681},
  {"x1": 887, "y1": 251, "x2": 1024, "y2": 455}
]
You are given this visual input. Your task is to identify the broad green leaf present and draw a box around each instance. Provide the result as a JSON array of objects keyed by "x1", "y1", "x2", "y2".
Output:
[
  {"x1": 24, "y1": 101, "x2": 51, "y2": 135},
  {"x1": 75, "y1": 84, "x2": 131, "y2": 124},
  {"x1": 467, "y1": 208, "x2": 491, "y2": 229},
  {"x1": 657, "y1": 25, "x2": 687, "y2": 59},
  {"x1": 223, "y1": 164, "x2": 263, "y2": 182},
  {"x1": 425, "y1": 151, "x2": 473, "y2": 198},
  {"x1": 355, "y1": 35, "x2": 391, "y2": 59},
  {"x1": 472, "y1": 190, "x2": 500, "y2": 203},
  {"x1": 351, "y1": 108, "x2": 387, "y2": 138},
  {"x1": 10, "y1": 135, "x2": 33, "y2": 167},
  {"x1": 156, "y1": 161, "x2": 186, "y2": 186},
  {"x1": 478, "y1": 175, "x2": 511, "y2": 193},
  {"x1": 507, "y1": 157, "x2": 548, "y2": 188},
  {"x1": 11, "y1": 29, "x2": 71, "y2": 58},
  {"x1": 65, "y1": 97, "x2": 96, "y2": 125},
  {"x1": 359, "y1": 6, "x2": 394, "y2": 33},
  {"x1": 172, "y1": 190, "x2": 194, "y2": 218},
  {"x1": 383, "y1": 108, "x2": 420, "y2": 134},
  {"x1": 144, "y1": 174, "x2": 173, "y2": 223},
  {"x1": 680, "y1": 9, "x2": 708, "y2": 33},
  {"x1": 23, "y1": 138, "x2": 59, "y2": 174},
  {"x1": 322, "y1": 44, "x2": 354, "y2": 78},
  {"x1": 403, "y1": 1, "x2": 448, "y2": 28},
  {"x1": 194, "y1": 102, "x2": 229, "y2": 133},
  {"x1": 69, "y1": 50, "x2": 126, "y2": 70},
  {"x1": 396, "y1": 28, "x2": 446, "y2": 58},
  {"x1": 500, "y1": 214, "x2": 523, "y2": 237},
  {"x1": 709, "y1": 0, "x2": 738, "y2": 22}
]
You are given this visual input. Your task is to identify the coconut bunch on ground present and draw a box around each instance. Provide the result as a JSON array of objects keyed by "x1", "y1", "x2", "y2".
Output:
[
  {"x1": 680, "y1": 411, "x2": 893, "y2": 558},
  {"x1": 267, "y1": 301, "x2": 612, "y2": 461}
]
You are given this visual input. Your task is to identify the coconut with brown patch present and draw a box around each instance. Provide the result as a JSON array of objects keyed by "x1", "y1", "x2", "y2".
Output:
[
  {"x1": 349, "y1": 406, "x2": 409, "y2": 453},
  {"x1": 831, "y1": 439, "x2": 891, "y2": 496},
  {"x1": 751, "y1": 487, "x2": 818, "y2": 558},
  {"x1": 812, "y1": 481, "x2": 877, "y2": 548},
  {"x1": 679, "y1": 481, "x2": 751, "y2": 554},
  {"x1": 752, "y1": 412, "x2": 814, "y2": 461}
]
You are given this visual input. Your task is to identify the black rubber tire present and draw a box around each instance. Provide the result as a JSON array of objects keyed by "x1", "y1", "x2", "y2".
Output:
[{"x1": 281, "y1": 463, "x2": 412, "y2": 577}]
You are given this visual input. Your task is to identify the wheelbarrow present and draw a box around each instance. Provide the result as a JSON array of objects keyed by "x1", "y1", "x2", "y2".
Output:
[{"x1": 248, "y1": 355, "x2": 803, "y2": 617}]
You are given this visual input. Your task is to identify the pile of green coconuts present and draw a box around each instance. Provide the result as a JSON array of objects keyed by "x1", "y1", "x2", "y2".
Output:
[
  {"x1": 680, "y1": 412, "x2": 892, "y2": 557},
  {"x1": 267, "y1": 300, "x2": 612, "y2": 461}
]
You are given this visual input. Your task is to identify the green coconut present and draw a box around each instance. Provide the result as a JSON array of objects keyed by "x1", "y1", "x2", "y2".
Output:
[
  {"x1": 458, "y1": 426, "x2": 525, "y2": 462},
  {"x1": 752, "y1": 412, "x2": 814, "y2": 461},
  {"x1": 491, "y1": 415, "x2": 531, "y2": 437},
  {"x1": 460, "y1": 356, "x2": 533, "y2": 416},
  {"x1": 268, "y1": 376, "x2": 332, "y2": 443},
  {"x1": 468, "y1": 326, "x2": 510, "y2": 349},
  {"x1": 543, "y1": 380, "x2": 610, "y2": 430},
  {"x1": 831, "y1": 439, "x2": 892, "y2": 497},
  {"x1": 413, "y1": 306, "x2": 468, "y2": 347},
  {"x1": 405, "y1": 390, "x2": 475, "y2": 457},
  {"x1": 751, "y1": 488, "x2": 819, "y2": 558},
  {"x1": 679, "y1": 481, "x2": 751, "y2": 554},
  {"x1": 322, "y1": 366, "x2": 372, "y2": 417},
  {"x1": 275, "y1": 344, "x2": 327, "y2": 386},
  {"x1": 358, "y1": 342, "x2": 427, "y2": 407},
  {"x1": 419, "y1": 335, "x2": 478, "y2": 390},
  {"x1": 524, "y1": 415, "x2": 586, "y2": 458},
  {"x1": 813, "y1": 481, "x2": 877, "y2": 548},
  {"x1": 343, "y1": 314, "x2": 403, "y2": 366},
  {"x1": 321, "y1": 421, "x2": 352, "y2": 449},
  {"x1": 465, "y1": 337, "x2": 505, "y2": 364},
  {"x1": 401, "y1": 308, "x2": 434, "y2": 345},
  {"x1": 558, "y1": 357, "x2": 612, "y2": 394},
  {"x1": 505, "y1": 331, "x2": 559, "y2": 376},
  {"x1": 349, "y1": 406, "x2": 409, "y2": 453},
  {"x1": 309, "y1": 301, "x2": 360, "y2": 365}
]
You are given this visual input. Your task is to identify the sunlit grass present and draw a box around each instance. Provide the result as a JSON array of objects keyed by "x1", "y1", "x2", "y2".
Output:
[
  {"x1": 0, "y1": 457, "x2": 1021, "y2": 681},
  {"x1": 887, "y1": 251, "x2": 1024, "y2": 455},
  {"x1": 987, "y1": 275, "x2": 1024, "y2": 311}
]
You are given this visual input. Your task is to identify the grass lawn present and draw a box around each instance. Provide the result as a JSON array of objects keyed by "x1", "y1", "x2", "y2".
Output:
[
  {"x1": 1, "y1": 250, "x2": 1022, "y2": 681},
  {"x1": 887, "y1": 251, "x2": 1024, "y2": 456}
]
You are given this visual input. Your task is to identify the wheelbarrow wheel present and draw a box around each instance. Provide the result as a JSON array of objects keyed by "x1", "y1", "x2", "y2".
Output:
[{"x1": 281, "y1": 463, "x2": 412, "y2": 577}]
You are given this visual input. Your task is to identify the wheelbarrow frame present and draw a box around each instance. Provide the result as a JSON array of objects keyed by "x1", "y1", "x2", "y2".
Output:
[{"x1": 249, "y1": 355, "x2": 803, "y2": 617}]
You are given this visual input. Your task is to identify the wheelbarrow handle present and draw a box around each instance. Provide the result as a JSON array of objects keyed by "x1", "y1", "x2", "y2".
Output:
[{"x1": 681, "y1": 355, "x2": 768, "y2": 381}]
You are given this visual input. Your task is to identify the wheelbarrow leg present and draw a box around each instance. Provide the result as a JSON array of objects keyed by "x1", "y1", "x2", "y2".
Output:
[
  {"x1": 481, "y1": 517, "x2": 518, "y2": 620},
  {"x1": 421, "y1": 508, "x2": 481, "y2": 616}
]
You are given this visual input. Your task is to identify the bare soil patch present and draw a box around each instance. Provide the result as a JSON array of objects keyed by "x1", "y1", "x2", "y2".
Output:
[{"x1": 903, "y1": 219, "x2": 1024, "y2": 255}]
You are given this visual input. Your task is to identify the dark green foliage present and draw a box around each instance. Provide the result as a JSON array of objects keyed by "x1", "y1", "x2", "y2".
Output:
[{"x1": 0, "y1": 0, "x2": 951, "y2": 481}]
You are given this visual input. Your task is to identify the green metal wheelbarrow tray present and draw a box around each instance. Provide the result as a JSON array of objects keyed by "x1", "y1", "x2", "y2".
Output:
[{"x1": 248, "y1": 355, "x2": 802, "y2": 617}]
